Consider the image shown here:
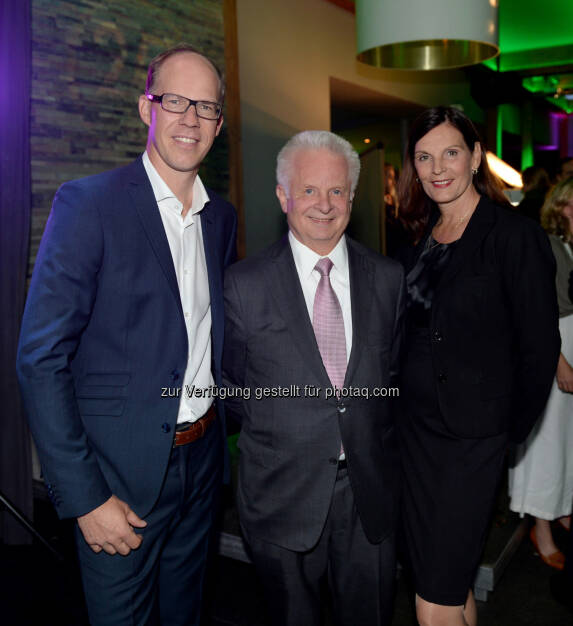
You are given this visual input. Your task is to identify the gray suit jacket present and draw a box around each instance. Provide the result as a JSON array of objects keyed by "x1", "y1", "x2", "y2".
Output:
[{"x1": 223, "y1": 235, "x2": 405, "y2": 551}]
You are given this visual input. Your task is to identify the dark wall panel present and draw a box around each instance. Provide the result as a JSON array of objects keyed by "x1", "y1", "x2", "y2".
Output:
[{"x1": 30, "y1": 0, "x2": 227, "y2": 271}]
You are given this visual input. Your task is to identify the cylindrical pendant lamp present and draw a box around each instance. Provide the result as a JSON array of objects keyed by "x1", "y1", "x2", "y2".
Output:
[{"x1": 356, "y1": 0, "x2": 499, "y2": 70}]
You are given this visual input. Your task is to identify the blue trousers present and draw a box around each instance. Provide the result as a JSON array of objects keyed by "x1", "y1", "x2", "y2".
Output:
[{"x1": 75, "y1": 420, "x2": 222, "y2": 626}]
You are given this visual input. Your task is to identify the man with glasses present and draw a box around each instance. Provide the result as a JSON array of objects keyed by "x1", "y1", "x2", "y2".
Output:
[{"x1": 17, "y1": 44, "x2": 236, "y2": 625}]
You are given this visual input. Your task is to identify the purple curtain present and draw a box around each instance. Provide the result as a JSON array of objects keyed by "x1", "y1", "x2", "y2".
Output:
[{"x1": 0, "y1": 0, "x2": 33, "y2": 544}]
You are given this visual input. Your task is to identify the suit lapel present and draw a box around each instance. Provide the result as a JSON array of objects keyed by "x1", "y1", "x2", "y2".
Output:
[
  {"x1": 344, "y1": 238, "x2": 374, "y2": 386},
  {"x1": 200, "y1": 198, "x2": 224, "y2": 364},
  {"x1": 436, "y1": 196, "x2": 495, "y2": 293},
  {"x1": 264, "y1": 238, "x2": 332, "y2": 389},
  {"x1": 264, "y1": 236, "x2": 374, "y2": 390},
  {"x1": 406, "y1": 210, "x2": 439, "y2": 273},
  {"x1": 127, "y1": 158, "x2": 182, "y2": 309},
  {"x1": 200, "y1": 198, "x2": 221, "y2": 306}
]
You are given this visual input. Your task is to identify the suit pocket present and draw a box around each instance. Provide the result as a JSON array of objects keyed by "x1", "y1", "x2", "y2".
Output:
[{"x1": 76, "y1": 371, "x2": 130, "y2": 416}]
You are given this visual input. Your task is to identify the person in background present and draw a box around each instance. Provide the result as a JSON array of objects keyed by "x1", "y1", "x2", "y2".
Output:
[
  {"x1": 384, "y1": 162, "x2": 411, "y2": 258},
  {"x1": 16, "y1": 44, "x2": 237, "y2": 625},
  {"x1": 516, "y1": 165, "x2": 550, "y2": 222},
  {"x1": 550, "y1": 245, "x2": 573, "y2": 612},
  {"x1": 397, "y1": 106, "x2": 560, "y2": 626},
  {"x1": 509, "y1": 176, "x2": 573, "y2": 570},
  {"x1": 558, "y1": 157, "x2": 573, "y2": 182},
  {"x1": 384, "y1": 161, "x2": 400, "y2": 210},
  {"x1": 223, "y1": 130, "x2": 404, "y2": 626}
]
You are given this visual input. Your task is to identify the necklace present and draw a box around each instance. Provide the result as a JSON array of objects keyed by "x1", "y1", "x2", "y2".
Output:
[
  {"x1": 435, "y1": 208, "x2": 473, "y2": 228},
  {"x1": 428, "y1": 237, "x2": 450, "y2": 250},
  {"x1": 432, "y1": 207, "x2": 474, "y2": 246}
]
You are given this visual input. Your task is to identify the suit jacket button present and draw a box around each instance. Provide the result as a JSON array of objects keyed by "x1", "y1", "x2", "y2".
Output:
[
  {"x1": 329, "y1": 457, "x2": 338, "y2": 465},
  {"x1": 438, "y1": 372, "x2": 447, "y2": 383},
  {"x1": 161, "y1": 422, "x2": 171, "y2": 433},
  {"x1": 432, "y1": 330, "x2": 443, "y2": 342},
  {"x1": 171, "y1": 369, "x2": 180, "y2": 382},
  {"x1": 337, "y1": 405, "x2": 346, "y2": 413}
]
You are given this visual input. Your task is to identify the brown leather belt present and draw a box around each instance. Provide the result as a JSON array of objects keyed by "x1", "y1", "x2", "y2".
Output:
[{"x1": 173, "y1": 406, "x2": 216, "y2": 447}]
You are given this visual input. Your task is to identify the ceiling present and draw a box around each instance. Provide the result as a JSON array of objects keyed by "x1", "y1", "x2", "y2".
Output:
[
  {"x1": 486, "y1": 0, "x2": 573, "y2": 112},
  {"x1": 493, "y1": 0, "x2": 573, "y2": 64},
  {"x1": 327, "y1": 0, "x2": 573, "y2": 113},
  {"x1": 330, "y1": 77, "x2": 424, "y2": 128}
]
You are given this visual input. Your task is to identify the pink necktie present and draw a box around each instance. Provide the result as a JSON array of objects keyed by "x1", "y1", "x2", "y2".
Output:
[{"x1": 312, "y1": 258, "x2": 347, "y2": 393}]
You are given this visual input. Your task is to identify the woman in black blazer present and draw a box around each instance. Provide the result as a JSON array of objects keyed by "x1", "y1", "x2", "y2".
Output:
[{"x1": 397, "y1": 106, "x2": 560, "y2": 626}]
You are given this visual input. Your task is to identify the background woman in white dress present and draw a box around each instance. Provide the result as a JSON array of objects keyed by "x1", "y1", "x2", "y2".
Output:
[{"x1": 509, "y1": 176, "x2": 573, "y2": 569}]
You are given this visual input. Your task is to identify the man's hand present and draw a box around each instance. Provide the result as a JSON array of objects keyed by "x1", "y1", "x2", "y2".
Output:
[
  {"x1": 77, "y1": 495, "x2": 147, "y2": 556},
  {"x1": 556, "y1": 353, "x2": 573, "y2": 394}
]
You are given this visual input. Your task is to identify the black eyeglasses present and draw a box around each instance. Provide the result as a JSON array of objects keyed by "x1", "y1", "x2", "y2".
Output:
[{"x1": 146, "y1": 93, "x2": 222, "y2": 120}]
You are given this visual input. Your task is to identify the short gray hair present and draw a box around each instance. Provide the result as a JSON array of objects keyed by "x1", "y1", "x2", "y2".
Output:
[{"x1": 276, "y1": 130, "x2": 361, "y2": 196}]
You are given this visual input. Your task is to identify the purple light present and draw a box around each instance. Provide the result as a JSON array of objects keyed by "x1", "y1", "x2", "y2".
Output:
[{"x1": 549, "y1": 112, "x2": 562, "y2": 149}]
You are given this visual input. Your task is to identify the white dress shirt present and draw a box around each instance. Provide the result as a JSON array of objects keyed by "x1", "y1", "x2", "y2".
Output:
[
  {"x1": 143, "y1": 151, "x2": 213, "y2": 423},
  {"x1": 288, "y1": 231, "x2": 353, "y2": 361}
]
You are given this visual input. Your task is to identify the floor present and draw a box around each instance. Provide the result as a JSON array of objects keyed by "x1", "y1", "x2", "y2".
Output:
[{"x1": 1, "y1": 490, "x2": 572, "y2": 626}]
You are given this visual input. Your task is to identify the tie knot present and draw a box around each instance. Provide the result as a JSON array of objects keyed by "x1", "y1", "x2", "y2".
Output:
[{"x1": 315, "y1": 257, "x2": 333, "y2": 277}]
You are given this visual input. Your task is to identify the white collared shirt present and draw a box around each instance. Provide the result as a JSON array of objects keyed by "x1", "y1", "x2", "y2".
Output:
[
  {"x1": 288, "y1": 231, "x2": 352, "y2": 360},
  {"x1": 142, "y1": 151, "x2": 213, "y2": 423}
]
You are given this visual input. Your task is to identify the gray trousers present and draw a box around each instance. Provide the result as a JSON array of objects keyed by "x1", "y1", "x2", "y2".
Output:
[{"x1": 247, "y1": 466, "x2": 396, "y2": 626}]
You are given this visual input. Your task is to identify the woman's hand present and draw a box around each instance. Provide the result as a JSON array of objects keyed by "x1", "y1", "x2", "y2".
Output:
[{"x1": 556, "y1": 353, "x2": 573, "y2": 393}]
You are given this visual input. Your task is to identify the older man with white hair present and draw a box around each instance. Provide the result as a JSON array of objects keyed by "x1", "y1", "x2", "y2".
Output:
[{"x1": 223, "y1": 130, "x2": 404, "y2": 625}]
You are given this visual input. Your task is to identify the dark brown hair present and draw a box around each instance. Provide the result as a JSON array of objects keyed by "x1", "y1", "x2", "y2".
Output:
[
  {"x1": 145, "y1": 43, "x2": 225, "y2": 102},
  {"x1": 522, "y1": 165, "x2": 550, "y2": 193},
  {"x1": 398, "y1": 106, "x2": 509, "y2": 240}
]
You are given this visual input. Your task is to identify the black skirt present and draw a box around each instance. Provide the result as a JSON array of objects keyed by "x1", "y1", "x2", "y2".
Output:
[{"x1": 399, "y1": 326, "x2": 507, "y2": 605}]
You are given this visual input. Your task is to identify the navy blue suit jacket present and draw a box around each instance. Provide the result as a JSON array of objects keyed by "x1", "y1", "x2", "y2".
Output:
[{"x1": 17, "y1": 156, "x2": 237, "y2": 519}]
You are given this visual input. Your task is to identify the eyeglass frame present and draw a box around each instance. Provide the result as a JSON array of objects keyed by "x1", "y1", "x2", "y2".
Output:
[{"x1": 146, "y1": 93, "x2": 223, "y2": 120}]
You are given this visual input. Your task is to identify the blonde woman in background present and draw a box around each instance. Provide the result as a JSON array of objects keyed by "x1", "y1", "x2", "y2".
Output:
[{"x1": 509, "y1": 176, "x2": 573, "y2": 569}]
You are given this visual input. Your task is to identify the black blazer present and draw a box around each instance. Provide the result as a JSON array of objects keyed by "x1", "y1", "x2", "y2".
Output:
[
  {"x1": 402, "y1": 196, "x2": 560, "y2": 443},
  {"x1": 223, "y1": 236, "x2": 405, "y2": 551}
]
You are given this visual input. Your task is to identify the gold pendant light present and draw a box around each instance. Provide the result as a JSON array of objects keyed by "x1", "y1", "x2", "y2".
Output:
[{"x1": 356, "y1": 0, "x2": 500, "y2": 70}]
